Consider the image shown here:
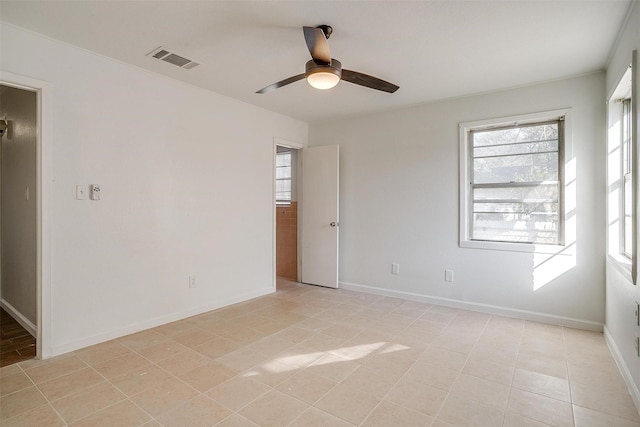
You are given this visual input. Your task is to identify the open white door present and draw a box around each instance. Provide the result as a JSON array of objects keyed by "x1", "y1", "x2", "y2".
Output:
[{"x1": 301, "y1": 145, "x2": 339, "y2": 288}]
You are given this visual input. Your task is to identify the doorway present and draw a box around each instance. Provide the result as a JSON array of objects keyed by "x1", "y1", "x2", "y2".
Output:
[
  {"x1": 275, "y1": 144, "x2": 300, "y2": 286},
  {"x1": 0, "y1": 84, "x2": 38, "y2": 366}
]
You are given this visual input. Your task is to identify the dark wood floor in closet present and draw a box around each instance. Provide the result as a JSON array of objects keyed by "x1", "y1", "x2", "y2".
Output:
[{"x1": 0, "y1": 308, "x2": 36, "y2": 367}]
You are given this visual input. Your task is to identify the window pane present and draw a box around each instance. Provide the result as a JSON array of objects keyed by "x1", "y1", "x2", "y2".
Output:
[
  {"x1": 472, "y1": 212, "x2": 559, "y2": 244},
  {"x1": 474, "y1": 140, "x2": 558, "y2": 158},
  {"x1": 473, "y1": 152, "x2": 558, "y2": 184},
  {"x1": 276, "y1": 152, "x2": 291, "y2": 167},
  {"x1": 473, "y1": 184, "x2": 558, "y2": 202},
  {"x1": 473, "y1": 123, "x2": 558, "y2": 147},
  {"x1": 276, "y1": 167, "x2": 291, "y2": 179},
  {"x1": 625, "y1": 174, "x2": 633, "y2": 255}
]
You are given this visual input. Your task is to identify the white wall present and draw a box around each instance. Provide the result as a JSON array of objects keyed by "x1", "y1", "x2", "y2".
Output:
[
  {"x1": 604, "y1": 0, "x2": 640, "y2": 408},
  {"x1": 310, "y1": 72, "x2": 606, "y2": 328},
  {"x1": 0, "y1": 23, "x2": 308, "y2": 356},
  {"x1": 0, "y1": 85, "x2": 37, "y2": 327}
]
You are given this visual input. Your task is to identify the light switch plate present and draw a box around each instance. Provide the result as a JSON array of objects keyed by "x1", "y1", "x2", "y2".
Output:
[{"x1": 76, "y1": 185, "x2": 88, "y2": 200}]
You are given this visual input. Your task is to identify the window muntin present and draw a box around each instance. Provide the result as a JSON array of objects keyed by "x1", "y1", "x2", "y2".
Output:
[
  {"x1": 469, "y1": 120, "x2": 563, "y2": 245},
  {"x1": 276, "y1": 151, "x2": 292, "y2": 204}
]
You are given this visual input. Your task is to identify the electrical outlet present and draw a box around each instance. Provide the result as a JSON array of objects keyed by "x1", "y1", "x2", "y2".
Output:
[
  {"x1": 445, "y1": 269, "x2": 454, "y2": 282},
  {"x1": 189, "y1": 276, "x2": 196, "y2": 288},
  {"x1": 392, "y1": 263, "x2": 400, "y2": 275}
]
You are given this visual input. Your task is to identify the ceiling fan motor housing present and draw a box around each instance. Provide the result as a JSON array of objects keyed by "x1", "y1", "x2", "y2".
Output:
[{"x1": 305, "y1": 58, "x2": 342, "y2": 78}]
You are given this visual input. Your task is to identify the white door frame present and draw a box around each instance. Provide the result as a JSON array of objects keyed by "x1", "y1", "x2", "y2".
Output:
[
  {"x1": 272, "y1": 137, "x2": 304, "y2": 290},
  {"x1": 1, "y1": 71, "x2": 53, "y2": 359}
]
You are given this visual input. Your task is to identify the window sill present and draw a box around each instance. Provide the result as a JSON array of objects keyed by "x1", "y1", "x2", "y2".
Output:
[
  {"x1": 460, "y1": 239, "x2": 567, "y2": 254},
  {"x1": 607, "y1": 253, "x2": 632, "y2": 277}
]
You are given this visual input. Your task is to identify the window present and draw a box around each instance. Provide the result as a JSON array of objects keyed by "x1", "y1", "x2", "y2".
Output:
[
  {"x1": 622, "y1": 97, "x2": 633, "y2": 257},
  {"x1": 460, "y1": 110, "x2": 568, "y2": 251},
  {"x1": 276, "y1": 151, "x2": 292, "y2": 204}
]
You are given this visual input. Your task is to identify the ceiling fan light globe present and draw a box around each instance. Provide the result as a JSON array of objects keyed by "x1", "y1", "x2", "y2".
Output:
[{"x1": 307, "y1": 72, "x2": 340, "y2": 90}]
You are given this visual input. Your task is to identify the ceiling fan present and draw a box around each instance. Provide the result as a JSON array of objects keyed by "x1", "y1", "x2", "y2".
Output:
[{"x1": 256, "y1": 25, "x2": 399, "y2": 94}]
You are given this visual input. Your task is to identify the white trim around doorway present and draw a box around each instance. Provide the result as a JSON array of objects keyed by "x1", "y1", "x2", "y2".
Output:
[{"x1": 1, "y1": 70, "x2": 53, "y2": 359}]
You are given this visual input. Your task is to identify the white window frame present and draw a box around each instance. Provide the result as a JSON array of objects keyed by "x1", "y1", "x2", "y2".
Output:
[{"x1": 459, "y1": 109, "x2": 572, "y2": 253}]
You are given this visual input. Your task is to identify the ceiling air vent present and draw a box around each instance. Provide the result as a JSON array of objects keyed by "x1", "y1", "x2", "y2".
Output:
[{"x1": 147, "y1": 47, "x2": 199, "y2": 70}]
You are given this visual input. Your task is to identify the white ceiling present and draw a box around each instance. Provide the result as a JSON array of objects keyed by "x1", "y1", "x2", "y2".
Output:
[{"x1": 0, "y1": 1, "x2": 633, "y2": 123}]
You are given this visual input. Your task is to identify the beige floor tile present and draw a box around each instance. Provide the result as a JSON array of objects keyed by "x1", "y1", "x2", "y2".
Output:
[
  {"x1": 449, "y1": 372, "x2": 510, "y2": 411},
  {"x1": 215, "y1": 413, "x2": 260, "y2": 427},
  {"x1": 568, "y1": 363, "x2": 629, "y2": 392},
  {"x1": 76, "y1": 341, "x2": 131, "y2": 365},
  {"x1": 0, "y1": 371, "x2": 33, "y2": 397},
  {"x1": 51, "y1": 381, "x2": 125, "y2": 423},
  {"x1": 156, "y1": 395, "x2": 232, "y2": 427},
  {"x1": 405, "y1": 360, "x2": 460, "y2": 391},
  {"x1": 315, "y1": 383, "x2": 380, "y2": 425},
  {"x1": 91, "y1": 353, "x2": 150, "y2": 380},
  {"x1": 17, "y1": 352, "x2": 75, "y2": 370},
  {"x1": 154, "y1": 320, "x2": 196, "y2": 337},
  {"x1": 470, "y1": 341, "x2": 518, "y2": 367},
  {"x1": 305, "y1": 353, "x2": 361, "y2": 381},
  {"x1": 573, "y1": 404, "x2": 640, "y2": 427},
  {"x1": 0, "y1": 387, "x2": 47, "y2": 420},
  {"x1": 516, "y1": 352, "x2": 568, "y2": 380},
  {"x1": 341, "y1": 365, "x2": 402, "y2": 399},
  {"x1": 2, "y1": 403, "x2": 64, "y2": 427},
  {"x1": 239, "y1": 389, "x2": 309, "y2": 426},
  {"x1": 276, "y1": 370, "x2": 337, "y2": 404},
  {"x1": 0, "y1": 364, "x2": 22, "y2": 379},
  {"x1": 192, "y1": 336, "x2": 241, "y2": 359},
  {"x1": 430, "y1": 331, "x2": 478, "y2": 355},
  {"x1": 135, "y1": 340, "x2": 191, "y2": 362},
  {"x1": 172, "y1": 328, "x2": 218, "y2": 348},
  {"x1": 38, "y1": 368, "x2": 104, "y2": 401},
  {"x1": 320, "y1": 324, "x2": 363, "y2": 340},
  {"x1": 116, "y1": 330, "x2": 169, "y2": 351},
  {"x1": 418, "y1": 345, "x2": 469, "y2": 372},
  {"x1": 512, "y1": 368, "x2": 570, "y2": 402},
  {"x1": 154, "y1": 349, "x2": 210, "y2": 376},
  {"x1": 503, "y1": 411, "x2": 553, "y2": 427},
  {"x1": 289, "y1": 407, "x2": 356, "y2": 427},
  {"x1": 385, "y1": 377, "x2": 447, "y2": 416},
  {"x1": 179, "y1": 360, "x2": 237, "y2": 392},
  {"x1": 570, "y1": 381, "x2": 640, "y2": 423},
  {"x1": 362, "y1": 400, "x2": 432, "y2": 427},
  {"x1": 70, "y1": 399, "x2": 150, "y2": 426},
  {"x1": 110, "y1": 364, "x2": 172, "y2": 396},
  {"x1": 363, "y1": 348, "x2": 416, "y2": 377},
  {"x1": 24, "y1": 355, "x2": 88, "y2": 384},
  {"x1": 271, "y1": 327, "x2": 315, "y2": 344},
  {"x1": 508, "y1": 388, "x2": 573, "y2": 427},
  {"x1": 207, "y1": 376, "x2": 271, "y2": 411},
  {"x1": 246, "y1": 335, "x2": 297, "y2": 357},
  {"x1": 437, "y1": 394, "x2": 505, "y2": 426},
  {"x1": 462, "y1": 357, "x2": 514, "y2": 385},
  {"x1": 216, "y1": 348, "x2": 270, "y2": 372},
  {"x1": 129, "y1": 376, "x2": 199, "y2": 417}
]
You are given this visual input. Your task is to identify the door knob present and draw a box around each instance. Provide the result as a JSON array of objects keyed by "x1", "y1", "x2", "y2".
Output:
[{"x1": 330, "y1": 222, "x2": 339, "y2": 227}]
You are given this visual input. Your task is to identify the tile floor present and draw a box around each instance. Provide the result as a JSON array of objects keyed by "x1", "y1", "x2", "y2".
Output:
[{"x1": 1, "y1": 279, "x2": 639, "y2": 426}]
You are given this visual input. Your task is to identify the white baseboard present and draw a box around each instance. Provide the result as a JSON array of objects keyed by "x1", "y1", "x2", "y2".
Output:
[
  {"x1": 0, "y1": 298, "x2": 37, "y2": 337},
  {"x1": 50, "y1": 287, "x2": 275, "y2": 357},
  {"x1": 339, "y1": 281, "x2": 603, "y2": 332},
  {"x1": 604, "y1": 326, "x2": 640, "y2": 413}
]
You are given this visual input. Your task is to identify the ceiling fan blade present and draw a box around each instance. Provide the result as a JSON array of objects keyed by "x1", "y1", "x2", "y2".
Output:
[
  {"x1": 256, "y1": 74, "x2": 306, "y2": 94},
  {"x1": 303, "y1": 26, "x2": 331, "y2": 64},
  {"x1": 341, "y1": 69, "x2": 399, "y2": 93}
]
